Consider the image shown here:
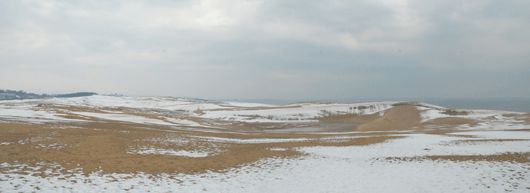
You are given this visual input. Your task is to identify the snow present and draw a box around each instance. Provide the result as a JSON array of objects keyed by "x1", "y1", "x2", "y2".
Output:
[
  {"x1": 2, "y1": 96, "x2": 530, "y2": 192},
  {"x1": 416, "y1": 102, "x2": 446, "y2": 109},
  {"x1": 72, "y1": 112, "x2": 174, "y2": 126},
  {"x1": 224, "y1": 101, "x2": 279, "y2": 108},
  {"x1": 200, "y1": 101, "x2": 398, "y2": 123},
  {"x1": 0, "y1": 106, "x2": 80, "y2": 122},
  {"x1": 269, "y1": 147, "x2": 288, "y2": 151},
  {"x1": 193, "y1": 136, "x2": 311, "y2": 144},
  {"x1": 71, "y1": 111, "x2": 213, "y2": 128},
  {"x1": 128, "y1": 148, "x2": 209, "y2": 157},
  {"x1": 449, "y1": 131, "x2": 530, "y2": 140},
  {"x1": 2, "y1": 132, "x2": 530, "y2": 192},
  {"x1": 42, "y1": 95, "x2": 232, "y2": 112},
  {"x1": 8, "y1": 95, "x2": 526, "y2": 126},
  {"x1": 302, "y1": 133, "x2": 530, "y2": 159},
  {"x1": 0, "y1": 96, "x2": 401, "y2": 124},
  {"x1": 418, "y1": 105, "x2": 527, "y2": 123},
  {"x1": 418, "y1": 107, "x2": 452, "y2": 122},
  {"x1": 0, "y1": 161, "x2": 527, "y2": 192},
  {"x1": 163, "y1": 117, "x2": 209, "y2": 127}
]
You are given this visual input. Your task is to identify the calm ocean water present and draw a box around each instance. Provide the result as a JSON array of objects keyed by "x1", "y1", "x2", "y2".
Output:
[{"x1": 222, "y1": 98, "x2": 530, "y2": 113}]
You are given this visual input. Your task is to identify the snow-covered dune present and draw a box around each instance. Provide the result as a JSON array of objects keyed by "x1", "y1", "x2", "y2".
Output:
[
  {"x1": 1, "y1": 95, "x2": 529, "y2": 132},
  {"x1": 2, "y1": 95, "x2": 530, "y2": 192}
]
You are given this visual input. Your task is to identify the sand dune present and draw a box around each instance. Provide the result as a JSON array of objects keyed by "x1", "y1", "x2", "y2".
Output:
[{"x1": 1, "y1": 96, "x2": 529, "y2": 192}]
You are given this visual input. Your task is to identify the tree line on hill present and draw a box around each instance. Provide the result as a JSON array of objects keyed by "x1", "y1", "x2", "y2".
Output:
[{"x1": 0, "y1": 89, "x2": 97, "y2": 100}]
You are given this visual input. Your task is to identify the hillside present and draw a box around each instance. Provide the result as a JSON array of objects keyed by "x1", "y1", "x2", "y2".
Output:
[
  {"x1": 0, "y1": 89, "x2": 97, "y2": 100},
  {"x1": 0, "y1": 95, "x2": 529, "y2": 192}
]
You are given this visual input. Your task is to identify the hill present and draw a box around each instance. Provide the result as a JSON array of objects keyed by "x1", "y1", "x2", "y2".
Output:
[{"x1": 0, "y1": 89, "x2": 97, "y2": 100}]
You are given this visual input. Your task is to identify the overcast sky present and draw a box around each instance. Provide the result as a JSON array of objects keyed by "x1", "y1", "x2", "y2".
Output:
[{"x1": 1, "y1": 0, "x2": 529, "y2": 100}]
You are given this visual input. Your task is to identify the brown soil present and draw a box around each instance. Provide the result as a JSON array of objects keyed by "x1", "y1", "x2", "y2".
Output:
[
  {"x1": 319, "y1": 113, "x2": 380, "y2": 123},
  {"x1": 356, "y1": 106, "x2": 421, "y2": 131},
  {"x1": 2, "y1": 101, "x2": 527, "y2": 178},
  {"x1": 422, "y1": 117, "x2": 477, "y2": 127},
  {"x1": 523, "y1": 113, "x2": 530, "y2": 123},
  {"x1": 502, "y1": 113, "x2": 530, "y2": 124},
  {"x1": 419, "y1": 129, "x2": 466, "y2": 136},
  {"x1": 287, "y1": 101, "x2": 335, "y2": 105},
  {"x1": 211, "y1": 105, "x2": 303, "y2": 112},
  {"x1": 0, "y1": 122, "x2": 400, "y2": 177},
  {"x1": 391, "y1": 102, "x2": 418, "y2": 106},
  {"x1": 317, "y1": 106, "x2": 478, "y2": 132}
]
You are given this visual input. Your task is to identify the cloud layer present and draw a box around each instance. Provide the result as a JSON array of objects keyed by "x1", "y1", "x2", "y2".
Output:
[{"x1": 1, "y1": 0, "x2": 529, "y2": 99}]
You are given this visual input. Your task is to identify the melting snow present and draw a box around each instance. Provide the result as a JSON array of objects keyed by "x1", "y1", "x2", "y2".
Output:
[
  {"x1": 128, "y1": 148, "x2": 209, "y2": 157},
  {"x1": 72, "y1": 112, "x2": 174, "y2": 125},
  {"x1": 2, "y1": 132, "x2": 530, "y2": 192}
]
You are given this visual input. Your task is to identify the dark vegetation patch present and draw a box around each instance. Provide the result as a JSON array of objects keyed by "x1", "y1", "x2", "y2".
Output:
[
  {"x1": 0, "y1": 89, "x2": 97, "y2": 100},
  {"x1": 385, "y1": 152, "x2": 530, "y2": 163},
  {"x1": 392, "y1": 102, "x2": 419, "y2": 106},
  {"x1": 441, "y1": 109, "x2": 469, "y2": 116}
]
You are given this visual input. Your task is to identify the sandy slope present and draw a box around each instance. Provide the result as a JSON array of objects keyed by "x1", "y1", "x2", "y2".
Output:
[{"x1": 1, "y1": 96, "x2": 529, "y2": 192}]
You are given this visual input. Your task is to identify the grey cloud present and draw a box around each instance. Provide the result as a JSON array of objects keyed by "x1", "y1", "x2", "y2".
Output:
[{"x1": 0, "y1": 0, "x2": 529, "y2": 99}]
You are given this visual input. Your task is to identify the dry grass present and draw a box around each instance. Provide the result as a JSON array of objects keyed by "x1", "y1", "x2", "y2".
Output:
[
  {"x1": 0, "y1": 121, "x2": 401, "y2": 176},
  {"x1": 319, "y1": 113, "x2": 380, "y2": 123},
  {"x1": 2, "y1": 103, "x2": 527, "y2": 178},
  {"x1": 386, "y1": 152, "x2": 530, "y2": 163},
  {"x1": 521, "y1": 113, "x2": 530, "y2": 124},
  {"x1": 422, "y1": 117, "x2": 477, "y2": 127},
  {"x1": 440, "y1": 139, "x2": 530, "y2": 146},
  {"x1": 440, "y1": 109, "x2": 469, "y2": 116},
  {"x1": 502, "y1": 113, "x2": 530, "y2": 124},
  {"x1": 317, "y1": 106, "x2": 480, "y2": 132},
  {"x1": 356, "y1": 106, "x2": 421, "y2": 131}
]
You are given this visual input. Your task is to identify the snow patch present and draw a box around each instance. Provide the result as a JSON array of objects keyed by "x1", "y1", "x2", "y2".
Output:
[
  {"x1": 128, "y1": 148, "x2": 209, "y2": 157},
  {"x1": 72, "y1": 112, "x2": 174, "y2": 125},
  {"x1": 195, "y1": 136, "x2": 310, "y2": 144}
]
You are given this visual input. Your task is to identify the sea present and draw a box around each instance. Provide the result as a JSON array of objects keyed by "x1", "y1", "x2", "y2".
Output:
[{"x1": 220, "y1": 98, "x2": 530, "y2": 113}]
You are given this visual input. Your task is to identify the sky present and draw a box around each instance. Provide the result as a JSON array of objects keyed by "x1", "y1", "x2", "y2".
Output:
[{"x1": 1, "y1": 0, "x2": 529, "y2": 100}]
